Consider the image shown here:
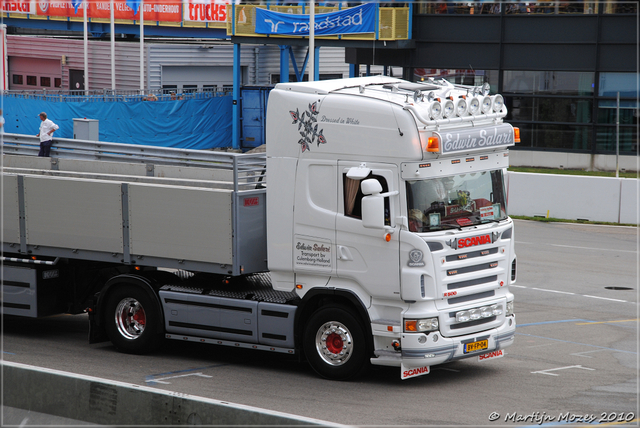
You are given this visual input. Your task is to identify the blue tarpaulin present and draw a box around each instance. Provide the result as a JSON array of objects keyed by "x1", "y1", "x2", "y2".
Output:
[
  {"x1": 255, "y1": 3, "x2": 375, "y2": 36},
  {"x1": 1, "y1": 95, "x2": 233, "y2": 150}
]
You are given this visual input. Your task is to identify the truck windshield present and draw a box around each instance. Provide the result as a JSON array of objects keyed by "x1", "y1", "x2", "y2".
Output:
[{"x1": 406, "y1": 170, "x2": 507, "y2": 233}]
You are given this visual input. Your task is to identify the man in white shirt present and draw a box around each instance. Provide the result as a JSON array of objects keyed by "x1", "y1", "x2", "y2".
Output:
[{"x1": 36, "y1": 112, "x2": 59, "y2": 157}]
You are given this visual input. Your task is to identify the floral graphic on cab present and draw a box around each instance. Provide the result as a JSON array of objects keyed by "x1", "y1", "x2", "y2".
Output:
[{"x1": 289, "y1": 102, "x2": 327, "y2": 152}]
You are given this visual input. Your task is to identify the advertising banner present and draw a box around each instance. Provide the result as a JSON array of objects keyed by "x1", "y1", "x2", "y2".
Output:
[
  {"x1": 184, "y1": 0, "x2": 231, "y2": 23},
  {"x1": 30, "y1": 0, "x2": 181, "y2": 21},
  {"x1": 254, "y1": 2, "x2": 375, "y2": 36},
  {"x1": 2, "y1": 0, "x2": 34, "y2": 14}
]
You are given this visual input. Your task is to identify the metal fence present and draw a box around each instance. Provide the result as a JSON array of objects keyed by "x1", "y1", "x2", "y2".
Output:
[{"x1": 0, "y1": 87, "x2": 233, "y2": 103}]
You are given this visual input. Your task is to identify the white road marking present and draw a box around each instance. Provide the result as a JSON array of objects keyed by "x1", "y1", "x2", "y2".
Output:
[
  {"x1": 516, "y1": 240, "x2": 637, "y2": 253},
  {"x1": 531, "y1": 365, "x2": 596, "y2": 376},
  {"x1": 570, "y1": 349, "x2": 608, "y2": 358},
  {"x1": 512, "y1": 285, "x2": 633, "y2": 303},
  {"x1": 531, "y1": 288, "x2": 575, "y2": 295},
  {"x1": 583, "y1": 295, "x2": 628, "y2": 303},
  {"x1": 549, "y1": 243, "x2": 637, "y2": 253},
  {"x1": 146, "y1": 372, "x2": 213, "y2": 385}
]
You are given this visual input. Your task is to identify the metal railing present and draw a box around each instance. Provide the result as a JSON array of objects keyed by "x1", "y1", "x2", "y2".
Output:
[
  {"x1": 0, "y1": 87, "x2": 233, "y2": 103},
  {"x1": 1, "y1": 133, "x2": 266, "y2": 189}
]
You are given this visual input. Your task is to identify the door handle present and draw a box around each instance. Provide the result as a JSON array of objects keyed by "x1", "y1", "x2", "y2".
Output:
[{"x1": 337, "y1": 245, "x2": 353, "y2": 261}]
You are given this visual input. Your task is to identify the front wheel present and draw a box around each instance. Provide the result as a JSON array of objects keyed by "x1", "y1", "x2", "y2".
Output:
[
  {"x1": 104, "y1": 285, "x2": 163, "y2": 354},
  {"x1": 303, "y1": 306, "x2": 368, "y2": 380}
]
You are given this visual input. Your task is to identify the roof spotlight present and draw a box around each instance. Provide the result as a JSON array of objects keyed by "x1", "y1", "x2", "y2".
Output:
[
  {"x1": 429, "y1": 101, "x2": 443, "y2": 120},
  {"x1": 481, "y1": 96, "x2": 492, "y2": 113},
  {"x1": 456, "y1": 99, "x2": 467, "y2": 117},
  {"x1": 492, "y1": 94, "x2": 504, "y2": 112},
  {"x1": 482, "y1": 82, "x2": 491, "y2": 96},
  {"x1": 443, "y1": 100, "x2": 455, "y2": 118},
  {"x1": 468, "y1": 97, "x2": 480, "y2": 115}
]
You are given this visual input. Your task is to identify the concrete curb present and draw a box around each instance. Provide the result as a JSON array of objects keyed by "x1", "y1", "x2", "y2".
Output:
[{"x1": 2, "y1": 361, "x2": 346, "y2": 426}]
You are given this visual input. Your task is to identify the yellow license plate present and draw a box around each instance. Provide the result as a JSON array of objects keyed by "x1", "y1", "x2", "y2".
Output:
[{"x1": 464, "y1": 339, "x2": 489, "y2": 354}]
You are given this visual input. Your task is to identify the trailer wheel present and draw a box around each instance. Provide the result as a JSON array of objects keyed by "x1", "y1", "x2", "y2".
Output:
[
  {"x1": 303, "y1": 306, "x2": 368, "y2": 380},
  {"x1": 104, "y1": 286, "x2": 162, "y2": 354}
]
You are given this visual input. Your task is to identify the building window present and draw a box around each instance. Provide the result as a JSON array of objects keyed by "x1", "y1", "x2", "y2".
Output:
[
  {"x1": 12, "y1": 75, "x2": 23, "y2": 85},
  {"x1": 182, "y1": 85, "x2": 197, "y2": 93},
  {"x1": 54, "y1": 78, "x2": 62, "y2": 88},
  {"x1": 162, "y1": 85, "x2": 177, "y2": 94},
  {"x1": 595, "y1": 72, "x2": 638, "y2": 153},
  {"x1": 41, "y1": 77, "x2": 51, "y2": 87},
  {"x1": 26, "y1": 76, "x2": 37, "y2": 86},
  {"x1": 507, "y1": 97, "x2": 592, "y2": 124},
  {"x1": 202, "y1": 85, "x2": 217, "y2": 92},
  {"x1": 503, "y1": 71, "x2": 594, "y2": 96},
  {"x1": 515, "y1": 123, "x2": 593, "y2": 151}
]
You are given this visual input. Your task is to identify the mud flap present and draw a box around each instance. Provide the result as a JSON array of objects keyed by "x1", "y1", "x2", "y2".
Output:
[{"x1": 401, "y1": 363, "x2": 430, "y2": 380}]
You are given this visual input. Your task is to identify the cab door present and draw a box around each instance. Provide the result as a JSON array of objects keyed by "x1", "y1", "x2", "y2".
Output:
[{"x1": 336, "y1": 162, "x2": 400, "y2": 300}]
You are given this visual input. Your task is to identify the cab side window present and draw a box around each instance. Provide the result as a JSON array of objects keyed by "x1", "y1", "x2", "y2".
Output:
[{"x1": 343, "y1": 173, "x2": 390, "y2": 225}]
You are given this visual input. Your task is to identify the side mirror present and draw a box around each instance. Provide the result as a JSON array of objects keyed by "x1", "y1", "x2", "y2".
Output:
[{"x1": 361, "y1": 179, "x2": 385, "y2": 229}]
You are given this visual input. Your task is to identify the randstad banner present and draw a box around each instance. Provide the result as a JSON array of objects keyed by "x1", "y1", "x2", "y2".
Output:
[{"x1": 254, "y1": 3, "x2": 375, "y2": 36}]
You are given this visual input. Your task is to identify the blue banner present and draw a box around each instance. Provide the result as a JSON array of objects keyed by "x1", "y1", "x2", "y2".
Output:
[{"x1": 255, "y1": 3, "x2": 375, "y2": 36}]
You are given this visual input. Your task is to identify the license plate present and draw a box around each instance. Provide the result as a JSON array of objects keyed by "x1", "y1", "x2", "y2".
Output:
[{"x1": 464, "y1": 339, "x2": 489, "y2": 354}]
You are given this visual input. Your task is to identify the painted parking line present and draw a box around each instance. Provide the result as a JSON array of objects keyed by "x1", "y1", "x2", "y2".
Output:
[
  {"x1": 512, "y1": 285, "x2": 633, "y2": 303},
  {"x1": 583, "y1": 295, "x2": 628, "y2": 303},
  {"x1": 531, "y1": 365, "x2": 595, "y2": 376},
  {"x1": 145, "y1": 364, "x2": 228, "y2": 386}
]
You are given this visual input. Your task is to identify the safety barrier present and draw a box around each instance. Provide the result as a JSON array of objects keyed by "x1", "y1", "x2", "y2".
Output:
[
  {"x1": 2, "y1": 361, "x2": 343, "y2": 426},
  {"x1": 506, "y1": 172, "x2": 638, "y2": 224}
]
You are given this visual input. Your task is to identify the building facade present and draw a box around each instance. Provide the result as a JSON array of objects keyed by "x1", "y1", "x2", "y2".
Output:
[{"x1": 347, "y1": 2, "x2": 638, "y2": 167}]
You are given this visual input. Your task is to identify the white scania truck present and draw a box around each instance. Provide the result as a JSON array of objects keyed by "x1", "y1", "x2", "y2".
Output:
[{"x1": 2, "y1": 76, "x2": 517, "y2": 380}]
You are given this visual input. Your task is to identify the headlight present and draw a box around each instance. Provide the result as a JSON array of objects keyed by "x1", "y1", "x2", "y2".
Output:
[
  {"x1": 492, "y1": 94, "x2": 504, "y2": 112},
  {"x1": 443, "y1": 100, "x2": 455, "y2": 118},
  {"x1": 506, "y1": 301, "x2": 514, "y2": 316},
  {"x1": 455, "y1": 99, "x2": 467, "y2": 116},
  {"x1": 429, "y1": 101, "x2": 443, "y2": 120},
  {"x1": 481, "y1": 96, "x2": 492, "y2": 113},
  {"x1": 468, "y1": 97, "x2": 480, "y2": 115},
  {"x1": 456, "y1": 304, "x2": 503, "y2": 322},
  {"x1": 404, "y1": 317, "x2": 439, "y2": 333}
]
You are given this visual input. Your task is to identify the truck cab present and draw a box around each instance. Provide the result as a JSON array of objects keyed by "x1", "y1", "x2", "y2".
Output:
[{"x1": 266, "y1": 76, "x2": 517, "y2": 379}]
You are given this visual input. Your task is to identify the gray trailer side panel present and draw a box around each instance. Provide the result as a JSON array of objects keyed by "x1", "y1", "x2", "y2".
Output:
[
  {"x1": 128, "y1": 183, "x2": 233, "y2": 265},
  {"x1": 24, "y1": 176, "x2": 123, "y2": 253}
]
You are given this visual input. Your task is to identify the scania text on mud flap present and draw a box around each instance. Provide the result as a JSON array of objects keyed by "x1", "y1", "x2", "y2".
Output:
[{"x1": 2, "y1": 76, "x2": 517, "y2": 380}]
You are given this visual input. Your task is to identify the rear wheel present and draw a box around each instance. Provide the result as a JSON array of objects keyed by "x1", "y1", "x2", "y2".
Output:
[
  {"x1": 303, "y1": 306, "x2": 368, "y2": 380},
  {"x1": 104, "y1": 286, "x2": 163, "y2": 354}
]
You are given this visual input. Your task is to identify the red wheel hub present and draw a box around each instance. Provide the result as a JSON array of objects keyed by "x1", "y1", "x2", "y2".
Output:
[
  {"x1": 133, "y1": 309, "x2": 146, "y2": 325},
  {"x1": 326, "y1": 333, "x2": 343, "y2": 354}
]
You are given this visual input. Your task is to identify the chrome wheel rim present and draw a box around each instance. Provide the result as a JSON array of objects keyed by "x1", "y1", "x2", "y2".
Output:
[
  {"x1": 114, "y1": 297, "x2": 146, "y2": 340},
  {"x1": 315, "y1": 321, "x2": 354, "y2": 366}
]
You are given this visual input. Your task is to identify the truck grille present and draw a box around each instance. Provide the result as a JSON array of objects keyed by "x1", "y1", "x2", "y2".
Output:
[{"x1": 430, "y1": 232, "x2": 511, "y2": 337}]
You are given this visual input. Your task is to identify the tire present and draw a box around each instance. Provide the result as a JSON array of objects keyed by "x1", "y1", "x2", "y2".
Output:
[
  {"x1": 104, "y1": 285, "x2": 163, "y2": 354},
  {"x1": 303, "y1": 305, "x2": 368, "y2": 380}
]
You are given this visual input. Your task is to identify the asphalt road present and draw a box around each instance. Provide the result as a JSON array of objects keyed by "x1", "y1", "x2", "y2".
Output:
[{"x1": 2, "y1": 220, "x2": 638, "y2": 426}]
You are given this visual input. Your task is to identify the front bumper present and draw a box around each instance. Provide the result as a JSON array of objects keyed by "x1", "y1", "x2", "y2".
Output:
[{"x1": 371, "y1": 315, "x2": 516, "y2": 369}]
